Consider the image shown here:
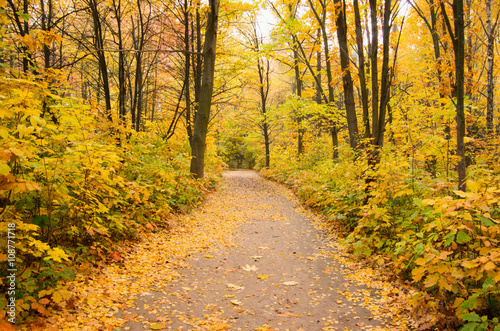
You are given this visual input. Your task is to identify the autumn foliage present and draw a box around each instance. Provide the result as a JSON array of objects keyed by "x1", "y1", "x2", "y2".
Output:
[
  {"x1": 0, "y1": 0, "x2": 500, "y2": 329},
  {"x1": 0, "y1": 11, "x2": 223, "y2": 323}
]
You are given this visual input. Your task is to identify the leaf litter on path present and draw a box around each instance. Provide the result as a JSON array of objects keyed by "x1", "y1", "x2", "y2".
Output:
[{"x1": 30, "y1": 170, "x2": 416, "y2": 330}]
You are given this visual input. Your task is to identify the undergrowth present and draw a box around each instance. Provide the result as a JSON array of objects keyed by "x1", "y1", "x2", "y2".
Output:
[
  {"x1": 0, "y1": 69, "x2": 225, "y2": 324},
  {"x1": 262, "y1": 143, "x2": 500, "y2": 331}
]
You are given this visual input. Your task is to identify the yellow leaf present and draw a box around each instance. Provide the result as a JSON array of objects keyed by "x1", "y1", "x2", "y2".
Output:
[
  {"x1": 438, "y1": 277, "x2": 452, "y2": 291},
  {"x1": 439, "y1": 251, "x2": 453, "y2": 260},
  {"x1": 150, "y1": 323, "x2": 167, "y2": 330},
  {"x1": 0, "y1": 163, "x2": 9, "y2": 175},
  {"x1": 204, "y1": 254, "x2": 214, "y2": 259},
  {"x1": 412, "y1": 267, "x2": 427, "y2": 281},
  {"x1": 424, "y1": 273, "x2": 439, "y2": 288},
  {"x1": 44, "y1": 247, "x2": 70, "y2": 262},
  {"x1": 462, "y1": 212, "x2": 473, "y2": 221},
  {"x1": 257, "y1": 274, "x2": 268, "y2": 280},
  {"x1": 467, "y1": 180, "x2": 481, "y2": 193},
  {"x1": 483, "y1": 261, "x2": 496, "y2": 271},
  {"x1": 52, "y1": 291, "x2": 63, "y2": 304},
  {"x1": 394, "y1": 188, "x2": 413, "y2": 198},
  {"x1": 0, "y1": 126, "x2": 9, "y2": 138}
]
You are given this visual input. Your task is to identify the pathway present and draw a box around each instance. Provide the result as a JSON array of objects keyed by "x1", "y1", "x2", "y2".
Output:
[{"x1": 118, "y1": 171, "x2": 406, "y2": 330}]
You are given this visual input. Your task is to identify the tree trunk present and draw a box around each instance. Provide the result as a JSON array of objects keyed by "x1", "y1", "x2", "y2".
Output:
[
  {"x1": 353, "y1": 0, "x2": 370, "y2": 139},
  {"x1": 291, "y1": 34, "x2": 304, "y2": 157},
  {"x1": 264, "y1": 122, "x2": 270, "y2": 168},
  {"x1": 369, "y1": 0, "x2": 379, "y2": 143},
  {"x1": 454, "y1": 0, "x2": 466, "y2": 191},
  {"x1": 485, "y1": 0, "x2": 497, "y2": 135},
  {"x1": 184, "y1": 0, "x2": 192, "y2": 140},
  {"x1": 307, "y1": 0, "x2": 338, "y2": 157},
  {"x1": 134, "y1": 51, "x2": 143, "y2": 131},
  {"x1": 315, "y1": 29, "x2": 322, "y2": 104},
  {"x1": 88, "y1": 0, "x2": 112, "y2": 118},
  {"x1": 334, "y1": 0, "x2": 358, "y2": 149},
  {"x1": 254, "y1": 23, "x2": 272, "y2": 168},
  {"x1": 113, "y1": 0, "x2": 127, "y2": 123},
  {"x1": 374, "y1": 0, "x2": 392, "y2": 147},
  {"x1": 190, "y1": 0, "x2": 219, "y2": 178}
]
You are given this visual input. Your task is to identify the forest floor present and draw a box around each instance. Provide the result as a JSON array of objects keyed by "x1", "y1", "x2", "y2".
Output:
[{"x1": 32, "y1": 171, "x2": 417, "y2": 331}]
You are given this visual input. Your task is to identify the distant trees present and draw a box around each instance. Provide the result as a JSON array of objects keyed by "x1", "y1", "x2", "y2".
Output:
[
  {"x1": 1, "y1": 0, "x2": 225, "y2": 178},
  {"x1": 264, "y1": 0, "x2": 495, "y2": 192}
]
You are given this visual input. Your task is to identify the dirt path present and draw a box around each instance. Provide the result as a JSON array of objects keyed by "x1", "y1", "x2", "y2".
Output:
[
  {"x1": 42, "y1": 171, "x2": 413, "y2": 331},
  {"x1": 117, "y1": 171, "x2": 408, "y2": 331}
]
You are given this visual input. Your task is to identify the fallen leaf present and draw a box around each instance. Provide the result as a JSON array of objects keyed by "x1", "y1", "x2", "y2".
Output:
[
  {"x1": 122, "y1": 313, "x2": 138, "y2": 321},
  {"x1": 282, "y1": 281, "x2": 299, "y2": 286},
  {"x1": 241, "y1": 264, "x2": 258, "y2": 272},
  {"x1": 227, "y1": 283, "x2": 244, "y2": 290},
  {"x1": 111, "y1": 251, "x2": 122, "y2": 261},
  {"x1": 150, "y1": 322, "x2": 167, "y2": 330}
]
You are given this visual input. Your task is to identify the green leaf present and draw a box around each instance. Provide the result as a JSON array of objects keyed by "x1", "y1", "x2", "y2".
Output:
[
  {"x1": 477, "y1": 215, "x2": 495, "y2": 227},
  {"x1": 19, "y1": 11, "x2": 30, "y2": 21},
  {"x1": 31, "y1": 215, "x2": 49, "y2": 228},
  {"x1": 460, "y1": 322, "x2": 479, "y2": 331},
  {"x1": 482, "y1": 278, "x2": 495, "y2": 292},
  {"x1": 460, "y1": 297, "x2": 476, "y2": 311},
  {"x1": 445, "y1": 233, "x2": 456, "y2": 247},
  {"x1": 463, "y1": 312, "x2": 482, "y2": 322},
  {"x1": 415, "y1": 242, "x2": 424, "y2": 254},
  {"x1": 456, "y1": 231, "x2": 471, "y2": 244}
]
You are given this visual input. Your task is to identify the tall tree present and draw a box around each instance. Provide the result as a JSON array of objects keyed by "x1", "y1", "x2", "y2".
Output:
[
  {"x1": 251, "y1": 21, "x2": 272, "y2": 168},
  {"x1": 333, "y1": 0, "x2": 359, "y2": 149},
  {"x1": 440, "y1": 0, "x2": 466, "y2": 191},
  {"x1": 306, "y1": 0, "x2": 339, "y2": 158},
  {"x1": 86, "y1": 0, "x2": 112, "y2": 118},
  {"x1": 483, "y1": 0, "x2": 499, "y2": 135},
  {"x1": 353, "y1": 0, "x2": 370, "y2": 138},
  {"x1": 111, "y1": 0, "x2": 128, "y2": 123},
  {"x1": 190, "y1": 0, "x2": 219, "y2": 178}
]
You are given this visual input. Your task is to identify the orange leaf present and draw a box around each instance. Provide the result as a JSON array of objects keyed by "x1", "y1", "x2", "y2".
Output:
[
  {"x1": 31, "y1": 302, "x2": 47, "y2": 315},
  {"x1": 39, "y1": 298, "x2": 50, "y2": 305},
  {"x1": 111, "y1": 251, "x2": 122, "y2": 261},
  {"x1": 0, "y1": 320, "x2": 15, "y2": 331}
]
